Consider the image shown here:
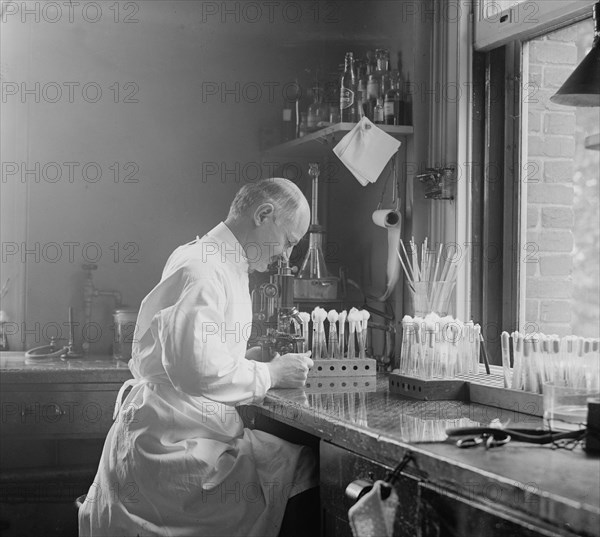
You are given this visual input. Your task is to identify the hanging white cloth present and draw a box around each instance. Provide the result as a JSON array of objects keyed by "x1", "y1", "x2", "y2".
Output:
[
  {"x1": 333, "y1": 117, "x2": 401, "y2": 186},
  {"x1": 79, "y1": 222, "x2": 317, "y2": 537}
]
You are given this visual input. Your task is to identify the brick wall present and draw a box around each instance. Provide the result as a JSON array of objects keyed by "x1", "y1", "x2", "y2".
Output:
[{"x1": 525, "y1": 25, "x2": 579, "y2": 337}]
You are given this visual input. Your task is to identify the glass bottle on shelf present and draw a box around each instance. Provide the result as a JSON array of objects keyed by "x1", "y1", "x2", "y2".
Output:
[
  {"x1": 366, "y1": 50, "x2": 377, "y2": 77},
  {"x1": 307, "y1": 87, "x2": 328, "y2": 132},
  {"x1": 340, "y1": 52, "x2": 358, "y2": 123},
  {"x1": 327, "y1": 65, "x2": 343, "y2": 124},
  {"x1": 374, "y1": 97, "x2": 384, "y2": 124},
  {"x1": 404, "y1": 75, "x2": 413, "y2": 126},
  {"x1": 384, "y1": 71, "x2": 397, "y2": 125},
  {"x1": 281, "y1": 79, "x2": 300, "y2": 142},
  {"x1": 357, "y1": 58, "x2": 368, "y2": 110},
  {"x1": 365, "y1": 73, "x2": 379, "y2": 121},
  {"x1": 395, "y1": 71, "x2": 406, "y2": 126},
  {"x1": 298, "y1": 112, "x2": 308, "y2": 137},
  {"x1": 357, "y1": 77, "x2": 368, "y2": 119},
  {"x1": 375, "y1": 48, "x2": 389, "y2": 73}
]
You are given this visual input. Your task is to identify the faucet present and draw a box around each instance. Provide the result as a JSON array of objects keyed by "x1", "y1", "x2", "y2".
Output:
[{"x1": 82, "y1": 264, "x2": 122, "y2": 354}]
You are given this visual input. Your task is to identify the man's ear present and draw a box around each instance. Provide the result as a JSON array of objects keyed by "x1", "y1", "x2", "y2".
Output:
[{"x1": 254, "y1": 203, "x2": 274, "y2": 226}]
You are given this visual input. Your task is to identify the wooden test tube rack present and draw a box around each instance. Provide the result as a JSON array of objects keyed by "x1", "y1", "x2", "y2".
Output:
[
  {"x1": 389, "y1": 364, "x2": 544, "y2": 417},
  {"x1": 308, "y1": 358, "x2": 377, "y2": 378}
]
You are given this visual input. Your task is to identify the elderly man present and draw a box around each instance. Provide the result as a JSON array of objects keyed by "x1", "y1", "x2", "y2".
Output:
[{"x1": 79, "y1": 178, "x2": 318, "y2": 536}]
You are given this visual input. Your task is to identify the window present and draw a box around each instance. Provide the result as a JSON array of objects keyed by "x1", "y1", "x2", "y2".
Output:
[
  {"x1": 474, "y1": 8, "x2": 599, "y2": 362},
  {"x1": 521, "y1": 18, "x2": 600, "y2": 337}
]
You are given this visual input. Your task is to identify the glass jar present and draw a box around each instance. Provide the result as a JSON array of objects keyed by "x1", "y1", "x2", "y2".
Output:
[
  {"x1": 113, "y1": 308, "x2": 138, "y2": 361},
  {"x1": 307, "y1": 87, "x2": 328, "y2": 132}
]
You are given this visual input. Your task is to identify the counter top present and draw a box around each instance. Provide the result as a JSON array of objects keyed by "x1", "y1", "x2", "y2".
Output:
[
  {"x1": 2, "y1": 353, "x2": 598, "y2": 535},
  {"x1": 0, "y1": 352, "x2": 133, "y2": 384},
  {"x1": 250, "y1": 375, "x2": 600, "y2": 537}
]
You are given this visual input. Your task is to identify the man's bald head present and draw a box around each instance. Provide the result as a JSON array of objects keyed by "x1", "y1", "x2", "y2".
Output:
[{"x1": 227, "y1": 178, "x2": 310, "y2": 228}]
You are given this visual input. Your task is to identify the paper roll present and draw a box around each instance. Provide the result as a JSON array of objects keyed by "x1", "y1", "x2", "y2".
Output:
[
  {"x1": 372, "y1": 209, "x2": 401, "y2": 229},
  {"x1": 372, "y1": 210, "x2": 402, "y2": 301}
]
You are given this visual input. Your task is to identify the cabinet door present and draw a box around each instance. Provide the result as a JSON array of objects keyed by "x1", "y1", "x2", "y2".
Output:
[
  {"x1": 0, "y1": 383, "x2": 121, "y2": 438},
  {"x1": 320, "y1": 441, "x2": 420, "y2": 537},
  {"x1": 418, "y1": 482, "x2": 581, "y2": 537}
]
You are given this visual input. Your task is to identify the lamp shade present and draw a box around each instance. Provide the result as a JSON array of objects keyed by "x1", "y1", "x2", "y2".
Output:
[{"x1": 550, "y1": 2, "x2": 600, "y2": 107}]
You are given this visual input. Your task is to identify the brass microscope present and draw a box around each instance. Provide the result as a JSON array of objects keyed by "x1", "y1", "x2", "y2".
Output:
[{"x1": 250, "y1": 258, "x2": 307, "y2": 361}]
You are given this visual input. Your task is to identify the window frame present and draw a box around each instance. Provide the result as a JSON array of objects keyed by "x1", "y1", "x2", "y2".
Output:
[
  {"x1": 473, "y1": 5, "x2": 597, "y2": 361},
  {"x1": 474, "y1": 0, "x2": 595, "y2": 51}
]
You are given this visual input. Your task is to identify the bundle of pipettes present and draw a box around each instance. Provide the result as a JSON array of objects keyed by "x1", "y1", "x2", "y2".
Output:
[
  {"x1": 396, "y1": 238, "x2": 464, "y2": 316},
  {"x1": 501, "y1": 332, "x2": 600, "y2": 393},
  {"x1": 298, "y1": 307, "x2": 371, "y2": 359},
  {"x1": 397, "y1": 313, "x2": 483, "y2": 379}
]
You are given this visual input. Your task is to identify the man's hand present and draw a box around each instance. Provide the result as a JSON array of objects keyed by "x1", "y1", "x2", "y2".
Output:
[{"x1": 267, "y1": 351, "x2": 313, "y2": 389}]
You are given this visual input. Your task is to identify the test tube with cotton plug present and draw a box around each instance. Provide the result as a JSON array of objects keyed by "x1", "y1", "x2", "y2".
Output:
[
  {"x1": 438, "y1": 316, "x2": 452, "y2": 378},
  {"x1": 327, "y1": 310, "x2": 339, "y2": 358},
  {"x1": 338, "y1": 310, "x2": 347, "y2": 358},
  {"x1": 347, "y1": 308, "x2": 361, "y2": 359},
  {"x1": 522, "y1": 337, "x2": 539, "y2": 393},
  {"x1": 298, "y1": 312, "x2": 311, "y2": 355},
  {"x1": 500, "y1": 331, "x2": 511, "y2": 388},
  {"x1": 413, "y1": 316, "x2": 425, "y2": 376},
  {"x1": 511, "y1": 332, "x2": 524, "y2": 390},
  {"x1": 399, "y1": 315, "x2": 413, "y2": 374},
  {"x1": 358, "y1": 310, "x2": 370, "y2": 359},
  {"x1": 447, "y1": 321, "x2": 460, "y2": 378},
  {"x1": 423, "y1": 319, "x2": 436, "y2": 379},
  {"x1": 312, "y1": 307, "x2": 327, "y2": 359}
]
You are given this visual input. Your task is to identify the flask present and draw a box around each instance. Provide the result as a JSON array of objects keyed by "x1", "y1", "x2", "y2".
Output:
[{"x1": 340, "y1": 52, "x2": 358, "y2": 123}]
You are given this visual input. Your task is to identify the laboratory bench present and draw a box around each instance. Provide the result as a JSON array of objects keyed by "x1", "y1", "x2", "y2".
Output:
[
  {"x1": 244, "y1": 375, "x2": 600, "y2": 537},
  {"x1": 0, "y1": 355, "x2": 598, "y2": 537}
]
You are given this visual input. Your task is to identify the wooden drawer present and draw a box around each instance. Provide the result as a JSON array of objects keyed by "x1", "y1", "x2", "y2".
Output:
[{"x1": 0, "y1": 383, "x2": 122, "y2": 438}]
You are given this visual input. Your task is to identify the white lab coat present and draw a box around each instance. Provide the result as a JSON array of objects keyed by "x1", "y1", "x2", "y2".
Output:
[{"x1": 79, "y1": 222, "x2": 317, "y2": 537}]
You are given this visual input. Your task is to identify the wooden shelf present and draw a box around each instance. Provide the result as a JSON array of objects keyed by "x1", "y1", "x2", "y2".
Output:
[{"x1": 263, "y1": 122, "x2": 413, "y2": 158}]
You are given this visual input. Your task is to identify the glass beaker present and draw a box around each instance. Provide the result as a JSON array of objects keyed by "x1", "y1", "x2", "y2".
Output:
[{"x1": 113, "y1": 308, "x2": 138, "y2": 361}]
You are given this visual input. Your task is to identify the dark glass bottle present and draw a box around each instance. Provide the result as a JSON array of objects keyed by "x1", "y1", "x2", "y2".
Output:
[
  {"x1": 340, "y1": 52, "x2": 358, "y2": 123},
  {"x1": 384, "y1": 71, "x2": 398, "y2": 125}
]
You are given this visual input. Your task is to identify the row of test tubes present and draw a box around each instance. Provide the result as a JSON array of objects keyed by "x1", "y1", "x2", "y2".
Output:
[
  {"x1": 294, "y1": 307, "x2": 371, "y2": 359},
  {"x1": 501, "y1": 332, "x2": 600, "y2": 393},
  {"x1": 397, "y1": 313, "x2": 482, "y2": 379}
]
